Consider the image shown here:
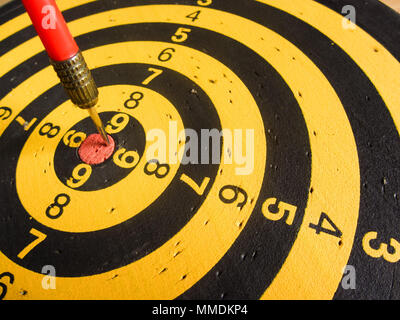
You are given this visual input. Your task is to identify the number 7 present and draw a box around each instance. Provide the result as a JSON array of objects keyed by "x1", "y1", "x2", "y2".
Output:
[
  {"x1": 180, "y1": 174, "x2": 210, "y2": 195},
  {"x1": 142, "y1": 67, "x2": 163, "y2": 85},
  {"x1": 17, "y1": 228, "x2": 47, "y2": 259}
]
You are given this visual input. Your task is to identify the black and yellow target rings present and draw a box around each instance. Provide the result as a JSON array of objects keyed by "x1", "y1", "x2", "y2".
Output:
[{"x1": 0, "y1": 0, "x2": 400, "y2": 300}]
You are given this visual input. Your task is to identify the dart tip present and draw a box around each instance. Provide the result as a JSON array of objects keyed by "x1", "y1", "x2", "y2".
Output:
[
  {"x1": 87, "y1": 106, "x2": 110, "y2": 146},
  {"x1": 98, "y1": 124, "x2": 110, "y2": 146}
]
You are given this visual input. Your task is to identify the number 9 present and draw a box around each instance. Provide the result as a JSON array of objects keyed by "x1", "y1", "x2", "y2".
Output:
[
  {"x1": 63, "y1": 130, "x2": 87, "y2": 148},
  {"x1": 105, "y1": 113, "x2": 130, "y2": 134},
  {"x1": 67, "y1": 164, "x2": 92, "y2": 188},
  {"x1": 113, "y1": 148, "x2": 140, "y2": 169}
]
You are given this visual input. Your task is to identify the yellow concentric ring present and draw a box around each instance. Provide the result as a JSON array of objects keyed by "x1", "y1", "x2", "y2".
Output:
[
  {"x1": 0, "y1": 1, "x2": 365, "y2": 299},
  {"x1": 16, "y1": 84, "x2": 185, "y2": 232},
  {"x1": 2, "y1": 40, "x2": 266, "y2": 299}
]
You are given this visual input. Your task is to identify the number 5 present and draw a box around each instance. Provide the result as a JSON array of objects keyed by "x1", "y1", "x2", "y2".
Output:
[
  {"x1": 362, "y1": 231, "x2": 400, "y2": 263},
  {"x1": 171, "y1": 27, "x2": 191, "y2": 43},
  {"x1": 262, "y1": 197, "x2": 297, "y2": 225}
]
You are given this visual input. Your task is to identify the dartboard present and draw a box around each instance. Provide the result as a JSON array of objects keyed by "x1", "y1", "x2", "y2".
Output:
[{"x1": 0, "y1": 0, "x2": 399, "y2": 300}]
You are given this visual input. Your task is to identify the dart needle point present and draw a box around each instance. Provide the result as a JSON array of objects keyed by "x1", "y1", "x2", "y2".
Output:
[{"x1": 87, "y1": 106, "x2": 110, "y2": 145}]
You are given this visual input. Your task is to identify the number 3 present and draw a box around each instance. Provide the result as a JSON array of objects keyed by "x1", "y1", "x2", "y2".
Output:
[{"x1": 362, "y1": 231, "x2": 400, "y2": 263}]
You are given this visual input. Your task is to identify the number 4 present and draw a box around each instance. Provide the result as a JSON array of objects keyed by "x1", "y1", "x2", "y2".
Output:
[
  {"x1": 309, "y1": 212, "x2": 342, "y2": 238},
  {"x1": 186, "y1": 10, "x2": 201, "y2": 22}
]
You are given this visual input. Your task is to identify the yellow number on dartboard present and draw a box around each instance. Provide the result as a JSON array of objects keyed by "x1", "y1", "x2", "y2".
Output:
[
  {"x1": 262, "y1": 197, "x2": 297, "y2": 225},
  {"x1": 15, "y1": 116, "x2": 37, "y2": 131},
  {"x1": 142, "y1": 68, "x2": 163, "y2": 85},
  {"x1": 66, "y1": 163, "x2": 92, "y2": 188},
  {"x1": 171, "y1": 27, "x2": 192, "y2": 43},
  {"x1": 63, "y1": 130, "x2": 87, "y2": 148},
  {"x1": 105, "y1": 113, "x2": 130, "y2": 134},
  {"x1": 17, "y1": 229, "x2": 47, "y2": 260},
  {"x1": 113, "y1": 148, "x2": 140, "y2": 169},
  {"x1": 180, "y1": 174, "x2": 210, "y2": 195},
  {"x1": 362, "y1": 231, "x2": 400, "y2": 263}
]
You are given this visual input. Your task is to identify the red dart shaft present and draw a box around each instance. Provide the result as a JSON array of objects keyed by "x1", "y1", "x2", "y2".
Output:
[
  {"x1": 21, "y1": 0, "x2": 79, "y2": 61},
  {"x1": 21, "y1": 0, "x2": 110, "y2": 145}
]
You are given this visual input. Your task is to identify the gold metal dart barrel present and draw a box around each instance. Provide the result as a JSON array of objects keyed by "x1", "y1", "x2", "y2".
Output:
[{"x1": 49, "y1": 51, "x2": 109, "y2": 145}]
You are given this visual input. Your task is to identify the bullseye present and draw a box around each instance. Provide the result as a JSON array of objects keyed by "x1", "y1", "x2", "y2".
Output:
[{"x1": 78, "y1": 133, "x2": 115, "y2": 165}]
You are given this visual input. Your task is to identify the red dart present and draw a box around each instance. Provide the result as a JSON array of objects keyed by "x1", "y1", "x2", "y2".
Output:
[
  {"x1": 22, "y1": 0, "x2": 78, "y2": 61},
  {"x1": 22, "y1": 0, "x2": 110, "y2": 146}
]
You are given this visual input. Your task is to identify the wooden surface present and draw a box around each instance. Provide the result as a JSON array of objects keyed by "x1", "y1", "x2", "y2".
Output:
[
  {"x1": 381, "y1": 0, "x2": 400, "y2": 12},
  {"x1": 0, "y1": 0, "x2": 11, "y2": 7}
]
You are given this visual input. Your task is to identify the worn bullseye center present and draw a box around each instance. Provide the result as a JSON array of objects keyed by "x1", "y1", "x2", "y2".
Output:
[{"x1": 78, "y1": 133, "x2": 115, "y2": 165}]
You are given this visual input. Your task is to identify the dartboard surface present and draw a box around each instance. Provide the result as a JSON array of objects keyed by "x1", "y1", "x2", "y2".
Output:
[{"x1": 0, "y1": 0, "x2": 399, "y2": 300}]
